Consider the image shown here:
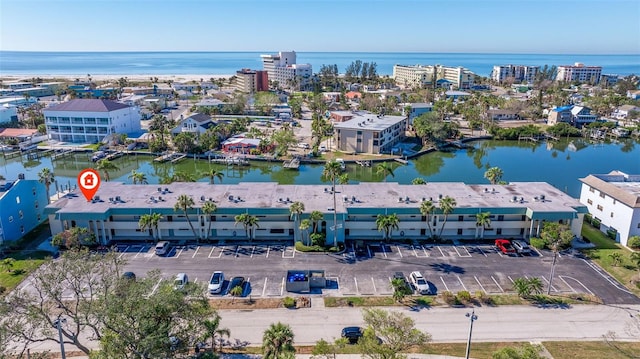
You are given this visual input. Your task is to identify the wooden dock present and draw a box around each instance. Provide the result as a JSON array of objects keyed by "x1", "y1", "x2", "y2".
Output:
[
  {"x1": 51, "y1": 149, "x2": 75, "y2": 161},
  {"x1": 355, "y1": 160, "x2": 371, "y2": 167},
  {"x1": 154, "y1": 152, "x2": 186, "y2": 163},
  {"x1": 211, "y1": 156, "x2": 250, "y2": 166},
  {"x1": 394, "y1": 158, "x2": 408, "y2": 165},
  {"x1": 170, "y1": 153, "x2": 187, "y2": 163},
  {"x1": 105, "y1": 151, "x2": 125, "y2": 161},
  {"x1": 283, "y1": 157, "x2": 301, "y2": 169}
]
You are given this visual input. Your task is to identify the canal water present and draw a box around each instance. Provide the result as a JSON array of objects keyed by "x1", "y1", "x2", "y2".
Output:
[{"x1": 1, "y1": 138, "x2": 638, "y2": 199}]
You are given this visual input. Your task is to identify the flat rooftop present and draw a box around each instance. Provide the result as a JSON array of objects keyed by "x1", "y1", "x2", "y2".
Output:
[
  {"x1": 48, "y1": 182, "x2": 585, "y2": 215},
  {"x1": 334, "y1": 113, "x2": 405, "y2": 131}
]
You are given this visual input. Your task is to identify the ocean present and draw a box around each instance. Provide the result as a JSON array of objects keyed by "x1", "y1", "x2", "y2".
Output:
[{"x1": 0, "y1": 51, "x2": 638, "y2": 78}]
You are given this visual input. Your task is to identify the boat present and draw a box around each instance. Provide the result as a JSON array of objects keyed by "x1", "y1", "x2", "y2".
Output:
[
  {"x1": 335, "y1": 158, "x2": 346, "y2": 171},
  {"x1": 0, "y1": 145, "x2": 15, "y2": 152},
  {"x1": 91, "y1": 151, "x2": 107, "y2": 162},
  {"x1": 19, "y1": 144, "x2": 38, "y2": 152},
  {"x1": 283, "y1": 157, "x2": 301, "y2": 169}
]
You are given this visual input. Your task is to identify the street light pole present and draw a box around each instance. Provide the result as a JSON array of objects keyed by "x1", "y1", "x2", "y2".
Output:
[
  {"x1": 54, "y1": 316, "x2": 66, "y2": 359},
  {"x1": 465, "y1": 309, "x2": 478, "y2": 359}
]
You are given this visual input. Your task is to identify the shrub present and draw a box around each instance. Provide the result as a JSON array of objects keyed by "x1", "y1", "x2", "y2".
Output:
[
  {"x1": 628, "y1": 236, "x2": 640, "y2": 249},
  {"x1": 283, "y1": 297, "x2": 296, "y2": 308},
  {"x1": 530, "y1": 237, "x2": 546, "y2": 249},
  {"x1": 584, "y1": 213, "x2": 593, "y2": 225},
  {"x1": 592, "y1": 218, "x2": 601, "y2": 228},
  {"x1": 456, "y1": 290, "x2": 472, "y2": 303},
  {"x1": 441, "y1": 291, "x2": 456, "y2": 305},
  {"x1": 0, "y1": 286, "x2": 5, "y2": 295},
  {"x1": 475, "y1": 291, "x2": 494, "y2": 305}
]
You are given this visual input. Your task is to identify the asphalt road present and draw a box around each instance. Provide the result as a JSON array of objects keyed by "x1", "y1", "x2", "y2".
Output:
[{"x1": 117, "y1": 240, "x2": 640, "y2": 305}]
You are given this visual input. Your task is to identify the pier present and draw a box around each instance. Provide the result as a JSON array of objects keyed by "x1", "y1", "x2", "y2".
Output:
[
  {"x1": 394, "y1": 158, "x2": 408, "y2": 165},
  {"x1": 355, "y1": 160, "x2": 371, "y2": 167},
  {"x1": 211, "y1": 156, "x2": 249, "y2": 166},
  {"x1": 51, "y1": 149, "x2": 76, "y2": 161},
  {"x1": 283, "y1": 157, "x2": 301, "y2": 169},
  {"x1": 154, "y1": 152, "x2": 186, "y2": 163}
]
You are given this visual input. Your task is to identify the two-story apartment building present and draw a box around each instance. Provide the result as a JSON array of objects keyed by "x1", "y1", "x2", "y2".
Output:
[
  {"x1": 579, "y1": 171, "x2": 640, "y2": 247},
  {"x1": 44, "y1": 99, "x2": 142, "y2": 143},
  {"x1": 333, "y1": 112, "x2": 407, "y2": 154},
  {"x1": 0, "y1": 179, "x2": 48, "y2": 245},
  {"x1": 44, "y1": 181, "x2": 586, "y2": 246}
]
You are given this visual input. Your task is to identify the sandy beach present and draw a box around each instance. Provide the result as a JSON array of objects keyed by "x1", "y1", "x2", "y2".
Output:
[{"x1": 1, "y1": 74, "x2": 232, "y2": 83}]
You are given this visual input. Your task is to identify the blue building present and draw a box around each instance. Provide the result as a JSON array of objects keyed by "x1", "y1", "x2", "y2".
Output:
[{"x1": 0, "y1": 179, "x2": 48, "y2": 245}]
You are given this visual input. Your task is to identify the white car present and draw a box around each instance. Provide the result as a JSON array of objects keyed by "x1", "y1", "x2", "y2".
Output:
[
  {"x1": 512, "y1": 240, "x2": 532, "y2": 255},
  {"x1": 208, "y1": 271, "x2": 224, "y2": 294},
  {"x1": 410, "y1": 271, "x2": 431, "y2": 295},
  {"x1": 297, "y1": 143, "x2": 310, "y2": 149},
  {"x1": 319, "y1": 145, "x2": 327, "y2": 152}
]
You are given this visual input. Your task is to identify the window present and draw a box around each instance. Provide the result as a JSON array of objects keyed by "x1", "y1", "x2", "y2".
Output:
[
  {"x1": 596, "y1": 204, "x2": 603, "y2": 211},
  {"x1": 613, "y1": 199, "x2": 617, "y2": 204},
  {"x1": 497, "y1": 215, "x2": 504, "y2": 221},
  {"x1": 587, "y1": 199, "x2": 593, "y2": 205},
  {"x1": 457, "y1": 229, "x2": 463, "y2": 235},
  {"x1": 589, "y1": 187, "x2": 595, "y2": 193},
  {"x1": 19, "y1": 210, "x2": 23, "y2": 219},
  {"x1": 37, "y1": 215, "x2": 41, "y2": 221},
  {"x1": 8, "y1": 216, "x2": 13, "y2": 223},
  {"x1": 458, "y1": 215, "x2": 463, "y2": 221},
  {"x1": 16, "y1": 196, "x2": 20, "y2": 204},
  {"x1": 32, "y1": 187, "x2": 36, "y2": 195},
  {"x1": 35, "y1": 201, "x2": 39, "y2": 209},
  {"x1": 610, "y1": 212, "x2": 614, "y2": 218},
  {"x1": 497, "y1": 228, "x2": 502, "y2": 235},
  {"x1": 270, "y1": 228, "x2": 285, "y2": 234},
  {"x1": 599, "y1": 191, "x2": 605, "y2": 198},
  {"x1": 20, "y1": 226, "x2": 24, "y2": 233}
]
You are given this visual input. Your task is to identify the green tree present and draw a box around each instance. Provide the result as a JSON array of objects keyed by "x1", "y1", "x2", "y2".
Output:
[
  {"x1": 540, "y1": 222, "x2": 573, "y2": 295},
  {"x1": 438, "y1": 196, "x2": 457, "y2": 238},
  {"x1": 609, "y1": 252, "x2": 623, "y2": 267},
  {"x1": 202, "y1": 200, "x2": 217, "y2": 241},
  {"x1": 492, "y1": 343, "x2": 546, "y2": 359},
  {"x1": 376, "y1": 162, "x2": 395, "y2": 182},
  {"x1": 358, "y1": 308, "x2": 431, "y2": 359},
  {"x1": 322, "y1": 160, "x2": 342, "y2": 247},
  {"x1": 37, "y1": 167, "x2": 55, "y2": 204},
  {"x1": 95, "y1": 159, "x2": 120, "y2": 182},
  {"x1": 148, "y1": 114, "x2": 175, "y2": 149},
  {"x1": 411, "y1": 177, "x2": 426, "y2": 185},
  {"x1": 475, "y1": 212, "x2": 492, "y2": 239},
  {"x1": 262, "y1": 322, "x2": 295, "y2": 359},
  {"x1": 174, "y1": 194, "x2": 199, "y2": 241},
  {"x1": 419, "y1": 200, "x2": 436, "y2": 238},
  {"x1": 174, "y1": 132, "x2": 197, "y2": 153},
  {"x1": 289, "y1": 201, "x2": 305, "y2": 242},
  {"x1": 128, "y1": 170, "x2": 148, "y2": 184},
  {"x1": 201, "y1": 312, "x2": 230, "y2": 353},
  {"x1": 629, "y1": 252, "x2": 640, "y2": 277},
  {"x1": 51, "y1": 227, "x2": 96, "y2": 249},
  {"x1": 1, "y1": 258, "x2": 15, "y2": 273},
  {"x1": 484, "y1": 166, "x2": 504, "y2": 185},
  {"x1": 138, "y1": 212, "x2": 163, "y2": 241},
  {"x1": 203, "y1": 168, "x2": 224, "y2": 184},
  {"x1": 235, "y1": 213, "x2": 260, "y2": 240},
  {"x1": 300, "y1": 219, "x2": 312, "y2": 246},
  {"x1": 376, "y1": 213, "x2": 400, "y2": 242}
]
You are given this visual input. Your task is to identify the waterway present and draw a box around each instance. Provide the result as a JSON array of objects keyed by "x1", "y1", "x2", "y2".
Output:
[{"x1": 1, "y1": 138, "x2": 638, "y2": 199}]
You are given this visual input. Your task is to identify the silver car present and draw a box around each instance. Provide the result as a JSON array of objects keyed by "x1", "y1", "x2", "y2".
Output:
[
  {"x1": 512, "y1": 240, "x2": 532, "y2": 255},
  {"x1": 208, "y1": 271, "x2": 224, "y2": 294}
]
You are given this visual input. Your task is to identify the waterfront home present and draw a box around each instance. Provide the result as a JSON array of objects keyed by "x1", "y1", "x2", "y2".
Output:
[
  {"x1": 0, "y1": 179, "x2": 48, "y2": 244},
  {"x1": 547, "y1": 105, "x2": 597, "y2": 128},
  {"x1": 486, "y1": 109, "x2": 520, "y2": 121},
  {"x1": 613, "y1": 105, "x2": 640, "y2": 120},
  {"x1": 170, "y1": 113, "x2": 215, "y2": 136},
  {"x1": 579, "y1": 171, "x2": 640, "y2": 247},
  {"x1": 44, "y1": 181, "x2": 586, "y2": 245},
  {"x1": 0, "y1": 104, "x2": 18, "y2": 124},
  {"x1": 401, "y1": 103, "x2": 433, "y2": 125},
  {"x1": 43, "y1": 99, "x2": 142, "y2": 144},
  {"x1": 221, "y1": 137, "x2": 260, "y2": 153},
  {"x1": 333, "y1": 112, "x2": 407, "y2": 154}
]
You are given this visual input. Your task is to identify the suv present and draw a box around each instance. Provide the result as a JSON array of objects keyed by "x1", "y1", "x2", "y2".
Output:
[
  {"x1": 410, "y1": 271, "x2": 430, "y2": 295},
  {"x1": 341, "y1": 326, "x2": 363, "y2": 344},
  {"x1": 208, "y1": 271, "x2": 224, "y2": 294},
  {"x1": 155, "y1": 241, "x2": 171, "y2": 256},
  {"x1": 511, "y1": 240, "x2": 531, "y2": 255}
]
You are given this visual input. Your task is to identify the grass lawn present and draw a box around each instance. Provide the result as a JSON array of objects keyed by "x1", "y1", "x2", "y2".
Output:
[
  {"x1": 543, "y1": 341, "x2": 640, "y2": 359},
  {"x1": 0, "y1": 251, "x2": 51, "y2": 292},
  {"x1": 580, "y1": 224, "x2": 640, "y2": 296}
]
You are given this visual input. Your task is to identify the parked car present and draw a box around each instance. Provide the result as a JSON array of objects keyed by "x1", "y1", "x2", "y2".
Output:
[
  {"x1": 511, "y1": 240, "x2": 531, "y2": 255},
  {"x1": 228, "y1": 276, "x2": 246, "y2": 296},
  {"x1": 409, "y1": 271, "x2": 431, "y2": 295},
  {"x1": 174, "y1": 272, "x2": 189, "y2": 290},
  {"x1": 297, "y1": 142, "x2": 310, "y2": 149},
  {"x1": 341, "y1": 326, "x2": 363, "y2": 344},
  {"x1": 495, "y1": 239, "x2": 516, "y2": 254},
  {"x1": 319, "y1": 145, "x2": 327, "y2": 152},
  {"x1": 208, "y1": 271, "x2": 224, "y2": 294},
  {"x1": 122, "y1": 271, "x2": 136, "y2": 281},
  {"x1": 155, "y1": 241, "x2": 171, "y2": 256}
]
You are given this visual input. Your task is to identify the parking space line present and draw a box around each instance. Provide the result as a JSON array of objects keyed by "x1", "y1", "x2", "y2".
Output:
[
  {"x1": 560, "y1": 276, "x2": 594, "y2": 296},
  {"x1": 354, "y1": 277, "x2": 360, "y2": 294},
  {"x1": 367, "y1": 246, "x2": 372, "y2": 258},
  {"x1": 250, "y1": 246, "x2": 256, "y2": 258},
  {"x1": 175, "y1": 247, "x2": 184, "y2": 258},
  {"x1": 477, "y1": 246, "x2": 487, "y2": 257},
  {"x1": 461, "y1": 246, "x2": 472, "y2": 257},
  {"x1": 266, "y1": 246, "x2": 271, "y2": 258},
  {"x1": 439, "y1": 276, "x2": 449, "y2": 292},
  {"x1": 279, "y1": 277, "x2": 284, "y2": 296},
  {"x1": 371, "y1": 278, "x2": 377, "y2": 293},
  {"x1": 192, "y1": 246, "x2": 200, "y2": 258},
  {"x1": 533, "y1": 248, "x2": 544, "y2": 257},
  {"x1": 437, "y1": 246, "x2": 445, "y2": 257},
  {"x1": 282, "y1": 245, "x2": 295, "y2": 258},
  {"x1": 208, "y1": 246, "x2": 216, "y2": 258},
  {"x1": 134, "y1": 245, "x2": 147, "y2": 259},
  {"x1": 559, "y1": 276, "x2": 576, "y2": 293},
  {"x1": 474, "y1": 276, "x2": 487, "y2": 293},
  {"x1": 507, "y1": 275, "x2": 515, "y2": 284},
  {"x1": 540, "y1": 276, "x2": 558, "y2": 292},
  {"x1": 234, "y1": 246, "x2": 240, "y2": 258},
  {"x1": 381, "y1": 245, "x2": 387, "y2": 258},
  {"x1": 262, "y1": 278, "x2": 268, "y2": 297},
  {"x1": 118, "y1": 245, "x2": 130, "y2": 259},
  {"x1": 456, "y1": 275, "x2": 467, "y2": 291},
  {"x1": 491, "y1": 276, "x2": 504, "y2": 293},
  {"x1": 396, "y1": 246, "x2": 403, "y2": 258}
]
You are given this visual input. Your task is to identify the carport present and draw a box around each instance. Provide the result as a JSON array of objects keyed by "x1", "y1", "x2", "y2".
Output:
[{"x1": 285, "y1": 270, "x2": 326, "y2": 293}]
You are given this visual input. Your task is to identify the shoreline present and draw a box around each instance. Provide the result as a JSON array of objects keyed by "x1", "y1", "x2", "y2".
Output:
[{"x1": 0, "y1": 74, "x2": 233, "y2": 83}]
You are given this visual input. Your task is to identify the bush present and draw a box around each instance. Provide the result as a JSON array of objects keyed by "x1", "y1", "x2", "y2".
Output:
[
  {"x1": 0, "y1": 286, "x2": 5, "y2": 295},
  {"x1": 283, "y1": 297, "x2": 296, "y2": 308},
  {"x1": 456, "y1": 290, "x2": 472, "y2": 303},
  {"x1": 592, "y1": 218, "x2": 601, "y2": 228},
  {"x1": 628, "y1": 236, "x2": 640, "y2": 249},
  {"x1": 441, "y1": 291, "x2": 456, "y2": 306},
  {"x1": 475, "y1": 291, "x2": 494, "y2": 305},
  {"x1": 530, "y1": 237, "x2": 546, "y2": 249}
]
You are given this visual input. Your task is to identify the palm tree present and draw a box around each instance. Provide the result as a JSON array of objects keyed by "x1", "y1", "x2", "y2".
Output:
[
  {"x1": 376, "y1": 162, "x2": 395, "y2": 182},
  {"x1": 37, "y1": 167, "x2": 54, "y2": 204},
  {"x1": 376, "y1": 213, "x2": 400, "y2": 242},
  {"x1": 95, "y1": 159, "x2": 120, "y2": 182},
  {"x1": 235, "y1": 213, "x2": 260, "y2": 240},
  {"x1": 484, "y1": 166, "x2": 504, "y2": 185},
  {"x1": 262, "y1": 322, "x2": 295, "y2": 359},
  {"x1": 309, "y1": 210, "x2": 323, "y2": 235},
  {"x1": 419, "y1": 200, "x2": 435, "y2": 238},
  {"x1": 138, "y1": 212, "x2": 163, "y2": 241},
  {"x1": 171, "y1": 171, "x2": 196, "y2": 182},
  {"x1": 201, "y1": 313, "x2": 230, "y2": 353},
  {"x1": 322, "y1": 160, "x2": 342, "y2": 247},
  {"x1": 174, "y1": 194, "x2": 199, "y2": 241},
  {"x1": 289, "y1": 201, "x2": 305, "y2": 242},
  {"x1": 438, "y1": 196, "x2": 457, "y2": 238},
  {"x1": 202, "y1": 201, "x2": 217, "y2": 241},
  {"x1": 203, "y1": 168, "x2": 224, "y2": 185},
  {"x1": 475, "y1": 211, "x2": 491, "y2": 239},
  {"x1": 609, "y1": 252, "x2": 623, "y2": 267},
  {"x1": 630, "y1": 252, "x2": 640, "y2": 277},
  {"x1": 128, "y1": 170, "x2": 147, "y2": 184},
  {"x1": 299, "y1": 219, "x2": 311, "y2": 246}
]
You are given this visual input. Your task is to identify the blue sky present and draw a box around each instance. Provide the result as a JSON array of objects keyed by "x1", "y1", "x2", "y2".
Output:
[{"x1": 1, "y1": 0, "x2": 639, "y2": 53}]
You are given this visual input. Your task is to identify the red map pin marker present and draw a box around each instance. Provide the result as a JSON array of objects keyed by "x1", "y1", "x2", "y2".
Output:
[{"x1": 78, "y1": 169, "x2": 101, "y2": 202}]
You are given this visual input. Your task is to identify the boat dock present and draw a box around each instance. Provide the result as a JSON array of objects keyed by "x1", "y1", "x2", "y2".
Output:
[
  {"x1": 394, "y1": 158, "x2": 408, "y2": 165},
  {"x1": 355, "y1": 160, "x2": 371, "y2": 167},
  {"x1": 211, "y1": 156, "x2": 250, "y2": 166},
  {"x1": 283, "y1": 157, "x2": 301, "y2": 169},
  {"x1": 105, "y1": 151, "x2": 126, "y2": 161},
  {"x1": 51, "y1": 149, "x2": 76, "y2": 161},
  {"x1": 154, "y1": 152, "x2": 186, "y2": 163},
  {"x1": 170, "y1": 153, "x2": 187, "y2": 163}
]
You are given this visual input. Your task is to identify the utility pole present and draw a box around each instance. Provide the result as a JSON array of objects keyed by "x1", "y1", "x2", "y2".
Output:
[
  {"x1": 54, "y1": 316, "x2": 67, "y2": 359},
  {"x1": 465, "y1": 309, "x2": 478, "y2": 359}
]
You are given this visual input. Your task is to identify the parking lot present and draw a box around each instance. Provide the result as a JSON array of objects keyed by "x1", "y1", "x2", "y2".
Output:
[{"x1": 114, "y1": 241, "x2": 639, "y2": 304}]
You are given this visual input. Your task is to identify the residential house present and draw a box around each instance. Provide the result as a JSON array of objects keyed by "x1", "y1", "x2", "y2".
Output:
[
  {"x1": 547, "y1": 105, "x2": 597, "y2": 128},
  {"x1": 44, "y1": 181, "x2": 586, "y2": 245},
  {"x1": 626, "y1": 90, "x2": 640, "y2": 100},
  {"x1": 444, "y1": 90, "x2": 471, "y2": 101},
  {"x1": 333, "y1": 112, "x2": 407, "y2": 154},
  {"x1": 345, "y1": 91, "x2": 362, "y2": 102},
  {"x1": 579, "y1": 171, "x2": 640, "y2": 247},
  {"x1": 221, "y1": 137, "x2": 260, "y2": 153},
  {"x1": 613, "y1": 105, "x2": 640, "y2": 120},
  {"x1": 486, "y1": 109, "x2": 520, "y2": 121},
  {"x1": 44, "y1": 99, "x2": 142, "y2": 143},
  {"x1": 402, "y1": 103, "x2": 433, "y2": 125},
  {"x1": 171, "y1": 113, "x2": 215, "y2": 136},
  {"x1": 0, "y1": 104, "x2": 18, "y2": 123},
  {"x1": 0, "y1": 179, "x2": 48, "y2": 245}
]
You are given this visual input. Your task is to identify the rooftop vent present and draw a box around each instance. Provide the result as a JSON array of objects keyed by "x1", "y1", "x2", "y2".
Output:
[
  {"x1": 200, "y1": 195, "x2": 205, "y2": 201},
  {"x1": 398, "y1": 196, "x2": 403, "y2": 203},
  {"x1": 157, "y1": 187, "x2": 162, "y2": 192},
  {"x1": 540, "y1": 194, "x2": 546, "y2": 201},
  {"x1": 228, "y1": 195, "x2": 234, "y2": 201},
  {"x1": 483, "y1": 188, "x2": 489, "y2": 193}
]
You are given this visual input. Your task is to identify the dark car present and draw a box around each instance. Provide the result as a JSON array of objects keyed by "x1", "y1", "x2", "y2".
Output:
[
  {"x1": 227, "y1": 276, "x2": 245, "y2": 296},
  {"x1": 341, "y1": 326, "x2": 363, "y2": 344},
  {"x1": 122, "y1": 272, "x2": 136, "y2": 281}
]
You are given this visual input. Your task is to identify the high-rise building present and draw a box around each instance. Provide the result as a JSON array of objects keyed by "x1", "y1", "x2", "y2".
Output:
[
  {"x1": 556, "y1": 63, "x2": 602, "y2": 84},
  {"x1": 491, "y1": 65, "x2": 539, "y2": 84},
  {"x1": 235, "y1": 69, "x2": 269, "y2": 93},
  {"x1": 260, "y1": 51, "x2": 312, "y2": 90},
  {"x1": 393, "y1": 64, "x2": 474, "y2": 89}
]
